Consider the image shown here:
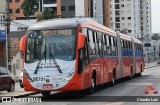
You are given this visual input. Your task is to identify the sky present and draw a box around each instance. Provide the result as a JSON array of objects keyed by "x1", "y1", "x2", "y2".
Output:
[{"x1": 151, "y1": 0, "x2": 160, "y2": 33}]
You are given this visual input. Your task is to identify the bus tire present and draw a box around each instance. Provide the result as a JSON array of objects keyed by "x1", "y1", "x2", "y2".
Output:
[
  {"x1": 138, "y1": 65, "x2": 143, "y2": 76},
  {"x1": 111, "y1": 71, "x2": 115, "y2": 86},
  {"x1": 87, "y1": 72, "x2": 96, "y2": 94},
  {"x1": 41, "y1": 92, "x2": 51, "y2": 97},
  {"x1": 129, "y1": 68, "x2": 133, "y2": 80}
]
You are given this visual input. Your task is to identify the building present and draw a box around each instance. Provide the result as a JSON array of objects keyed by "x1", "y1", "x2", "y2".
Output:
[
  {"x1": 140, "y1": 0, "x2": 152, "y2": 39},
  {"x1": 8, "y1": 0, "x2": 26, "y2": 20},
  {"x1": 110, "y1": 0, "x2": 152, "y2": 38},
  {"x1": 10, "y1": 31, "x2": 26, "y2": 80},
  {"x1": 8, "y1": 0, "x2": 111, "y2": 28},
  {"x1": 35, "y1": 0, "x2": 61, "y2": 18},
  {"x1": 139, "y1": 0, "x2": 152, "y2": 62},
  {"x1": 10, "y1": 19, "x2": 37, "y2": 31},
  {"x1": 60, "y1": 0, "x2": 111, "y2": 28},
  {"x1": 38, "y1": 0, "x2": 61, "y2": 17},
  {"x1": 110, "y1": 0, "x2": 141, "y2": 37},
  {"x1": 0, "y1": 1, "x2": 7, "y2": 67}
]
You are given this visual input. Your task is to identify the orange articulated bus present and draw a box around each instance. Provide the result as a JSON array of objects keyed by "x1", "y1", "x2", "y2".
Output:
[{"x1": 19, "y1": 18, "x2": 144, "y2": 96}]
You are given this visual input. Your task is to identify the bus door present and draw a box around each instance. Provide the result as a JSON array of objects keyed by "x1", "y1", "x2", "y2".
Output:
[
  {"x1": 102, "y1": 35, "x2": 108, "y2": 83},
  {"x1": 131, "y1": 38, "x2": 136, "y2": 75},
  {"x1": 96, "y1": 32, "x2": 104, "y2": 84},
  {"x1": 107, "y1": 36, "x2": 115, "y2": 77}
]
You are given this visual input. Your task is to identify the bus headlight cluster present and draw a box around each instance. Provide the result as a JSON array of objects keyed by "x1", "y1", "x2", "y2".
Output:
[{"x1": 64, "y1": 72, "x2": 74, "y2": 81}]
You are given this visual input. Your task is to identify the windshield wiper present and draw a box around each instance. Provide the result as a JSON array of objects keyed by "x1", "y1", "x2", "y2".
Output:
[
  {"x1": 34, "y1": 42, "x2": 47, "y2": 74},
  {"x1": 49, "y1": 44, "x2": 62, "y2": 74},
  {"x1": 34, "y1": 50, "x2": 46, "y2": 74},
  {"x1": 34, "y1": 43, "x2": 63, "y2": 74}
]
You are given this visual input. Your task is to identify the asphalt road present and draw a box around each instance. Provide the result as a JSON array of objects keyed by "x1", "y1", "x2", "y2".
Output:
[{"x1": 1, "y1": 66, "x2": 160, "y2": 105}]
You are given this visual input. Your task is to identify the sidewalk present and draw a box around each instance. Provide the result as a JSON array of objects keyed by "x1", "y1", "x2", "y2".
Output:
[
  {"x1": 0, "y1": 91, "x2": 39, "y2": 97},
  {"x1": 0, "y1": 82, "x2": 39, "y2": 100},
  {"x1": 145, "y1": 61, "x2": 158, "y2": 69}
]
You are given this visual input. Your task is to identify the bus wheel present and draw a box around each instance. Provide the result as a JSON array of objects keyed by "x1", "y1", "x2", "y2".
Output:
[
  {"x1": 129, "y1": 70, "x2": 133, "y2": 80},
  {"x1": 111, "y1": 71, "x2": 115, "y2": 86},
  {"x1": 87, "y1": 74, "x2": 96, "y2": 94},
  {"x1": 41, "y1": 92, "x2": 51, "y2": 97},
  {"x1": 138, "y1": 65, "x2": 143, "y2": 76}
]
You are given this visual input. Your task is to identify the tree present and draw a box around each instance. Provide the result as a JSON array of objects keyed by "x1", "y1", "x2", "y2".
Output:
[
  {"x1": 34, "y1": 10, "x2": 56, "y2": 21},
  {"x1": 21, "y1": 0, "x2": 39, "y2": 19},
  {"x1": 151, "y1": 33, "x2": 160, "y2": 40},
  {"x1": 42, "y1": 9, "x2": 56, "y2": 20},
  {"x1": 120, "y1": 29, "x2": 128, "y2": 34}
]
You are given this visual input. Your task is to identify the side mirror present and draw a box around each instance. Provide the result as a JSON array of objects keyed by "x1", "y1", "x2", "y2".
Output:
[
  {"x1": 19, "y1": 35, "x2": 27, "y2": 52},
  {"x1": 77, "y1": 33, "x2": 85, "y2": 49}
]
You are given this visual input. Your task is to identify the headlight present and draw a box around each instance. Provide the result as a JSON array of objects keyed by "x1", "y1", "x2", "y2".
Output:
[{"x1": 64, "y1": 72, "x2": 74, "y2": 81}]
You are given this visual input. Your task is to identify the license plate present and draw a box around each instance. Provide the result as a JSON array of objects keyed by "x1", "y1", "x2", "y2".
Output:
[{"x1": 43, "y1": 84, "x2": 53, "y2": 89}]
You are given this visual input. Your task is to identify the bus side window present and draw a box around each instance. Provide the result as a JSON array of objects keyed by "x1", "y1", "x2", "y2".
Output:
[
  {"x1": 106, "y1": 35, "x2": 111, "y2": 56},
  {"x1": 121, "y1": 40, "x2": 125, "y2": 56},
  {"x1": 101, "y1": 34, "x2": 105, "y2": 57},
  {"x1": 106, "y1": 36, "x2": 111, "y2": 56},
  {"x1": 95, "y1": 32, "x2": 99, "y2": 56},
  {"x1": 97, "y1": 32, "x2": 103, "y2": 57},
  {"x1": 108, "y1": 36, "x2": 111, "y2": 46},
  {"x1": 103, "y1": 35, "x2": 107, "y2": 56},
  {"x1": 88, "y1": 30, "x2": 95, "y2": 56},
  {"x1": 81, "y1": 28, "x2": 87, "y2": 36},
  {"x1": 112, "y1": 37, "x2": 116, "y2": 56},
  {"x1": 126, "y1": 41, "x2": 128, "y2": 56},
  {"x1": 113, "y1": 37, "x2": 117, "y2": 56},
  {"x1": 135, "y1": 44, "x2": 137, "y2": 57}
]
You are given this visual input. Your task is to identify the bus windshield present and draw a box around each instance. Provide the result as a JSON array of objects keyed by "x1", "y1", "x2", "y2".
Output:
[{"x1": 26, "y1": 29, "x2": 77, "y2": 63}]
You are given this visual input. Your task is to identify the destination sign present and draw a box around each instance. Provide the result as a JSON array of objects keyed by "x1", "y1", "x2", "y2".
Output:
[{"x1": 41, "y1": 29, "x2": 72, "y2": 36}]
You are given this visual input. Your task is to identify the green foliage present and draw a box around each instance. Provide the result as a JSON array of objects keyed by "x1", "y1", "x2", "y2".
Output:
[
  {"x1": 42, "y1": 9, "x2": 56, "y2": 20},
  {"x1": 151, "y1": 34, "x2": 160, "y2": 40},
  {"x1": 21, "y1": 0, "x2": 39, "y2": 19}
]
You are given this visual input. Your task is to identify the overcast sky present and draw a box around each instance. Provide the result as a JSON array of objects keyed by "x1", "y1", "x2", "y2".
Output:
[{"x1": 151, "y1": 0, "x2": 160, "y2": 33}]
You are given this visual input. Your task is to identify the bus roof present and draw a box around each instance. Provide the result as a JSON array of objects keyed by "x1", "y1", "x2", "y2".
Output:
[
  {"x1": 28, "y1": 18, "x2": 142, "y2": 44},
  {"x1": 28, "y1": 18, "x2": 91, "y2": 30}
]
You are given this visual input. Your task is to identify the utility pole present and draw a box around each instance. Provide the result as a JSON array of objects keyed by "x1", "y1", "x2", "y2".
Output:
[
  {"x1": 159, "y1": 43, "x2": 160, "y2": 58},
  {"x1": 6, "y1": 0, "x2": 11, "y2": 71}
]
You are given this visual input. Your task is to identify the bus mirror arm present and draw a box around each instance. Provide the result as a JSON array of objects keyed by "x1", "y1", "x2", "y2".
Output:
[{"x1": 78, "y1": 33, "x2": 85, "y2": 49}]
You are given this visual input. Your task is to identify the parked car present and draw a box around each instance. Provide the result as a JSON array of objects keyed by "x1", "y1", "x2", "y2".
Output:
[
  {"x1": 0, "y1": 67, "x2": 15, "y2": 92},
  {"x1": 19, "y1": 72, "x2": 23, "y2": 88}
]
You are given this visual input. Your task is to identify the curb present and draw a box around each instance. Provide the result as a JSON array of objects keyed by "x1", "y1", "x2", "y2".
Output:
[
  {"x1": 144, "y1": 65, "x2": 159, "y2": 69},
  {"x1": 13, "y1": 92, "x2": 40, "y2": 98}
]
